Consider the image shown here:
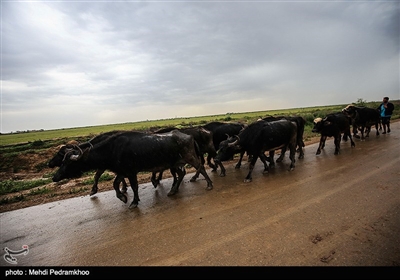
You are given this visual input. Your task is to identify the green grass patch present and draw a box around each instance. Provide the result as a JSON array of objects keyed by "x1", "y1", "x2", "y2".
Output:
[
  {"x1": 0, "y1": 178, "x2": 53, "y2": 195},
  {"x1": 28, "y1": 187, "x2": 52, "y2": 196},
  {"x1": 81, "y1": 172, "x2": 115, "y2": 185},
  {"x1": 0, "y1": 194, "x2": 25, "y2": 205},
  {"x1": 68, "y1": 187, "x2": 89, "y2": 194}
]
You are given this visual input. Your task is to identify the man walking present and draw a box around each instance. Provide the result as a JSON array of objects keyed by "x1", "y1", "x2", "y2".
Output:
[{"x1": 377, "y1": 97, "x2": 394, "y2": 134}]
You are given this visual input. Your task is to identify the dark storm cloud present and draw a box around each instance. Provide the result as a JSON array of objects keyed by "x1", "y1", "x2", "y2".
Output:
[{"x1": 1, "y1": 1, "x2": 398, "y2": 133}]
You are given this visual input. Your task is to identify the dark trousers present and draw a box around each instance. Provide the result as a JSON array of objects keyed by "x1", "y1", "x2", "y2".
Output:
[{"x1": 381, "y1": 117, "x2": 391, "y2": 125}]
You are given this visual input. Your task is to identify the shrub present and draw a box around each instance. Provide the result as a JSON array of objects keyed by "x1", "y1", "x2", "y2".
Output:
[{"x1": 31, "y1": 140, "x2": 45, "y2": 147}]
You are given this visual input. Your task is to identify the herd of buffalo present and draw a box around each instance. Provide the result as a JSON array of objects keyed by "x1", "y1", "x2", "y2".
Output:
[{"x1": 48, "y1": 104, "x2": 382, "y2": 208}]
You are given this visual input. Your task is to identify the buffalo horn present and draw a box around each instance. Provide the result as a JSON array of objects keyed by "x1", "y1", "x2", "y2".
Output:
[{"x1": 228, "y1": 135, "x2": 240, "y2": 147}]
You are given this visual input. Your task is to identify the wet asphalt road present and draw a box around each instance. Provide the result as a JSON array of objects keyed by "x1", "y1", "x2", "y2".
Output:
[{"x1": 1, "y1": 122, "x2": 399, "y2": 268}]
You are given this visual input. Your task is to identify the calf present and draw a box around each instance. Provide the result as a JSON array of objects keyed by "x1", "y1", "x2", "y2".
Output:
[
  {"x1": 52, "y1": 130, "x2": 214, "y2": 208},
  {"x1": 312, "y1": 112, "x2": 355, "y2": 155}
]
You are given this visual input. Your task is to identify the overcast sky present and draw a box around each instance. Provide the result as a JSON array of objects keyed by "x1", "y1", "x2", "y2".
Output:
[{"x1": 1, "y1": 0, "x2": 399, "y2": 133}]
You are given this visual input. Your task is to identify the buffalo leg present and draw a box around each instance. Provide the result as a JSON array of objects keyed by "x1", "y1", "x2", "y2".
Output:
[
  {"x1": 167, "y1": 167, "x2": 186, "y2": 196},
  {"x1": 352, "y1": 120, "x2": 360, "y2": 139},
  {"x1": 345, "y1": 129, "x2": 356, "y2": 148},
  {"x1": 359, "y1": 125, "x2": 366, "y2": 140},
  {"x1": 234, "y1": 152, "x2": 269, "y2": 171},
  {"x1": 268, "y1": 150, "x2": 276, "y2": 169},
  {"x1": 297, "y1": 141, "x2": 305, "y2": 159},
  {"x1": 288, "y1": 142, "x2": 296, "y2": 171},
  {"x1": 190, "y1": 161, "x2": 213, "y2": 190},
  {"x1": 113, "y1": 175, "x2": 127, "y2": 204},
  {"x1": 190, "y1": 155, "x2": 206, "y2": 181},
  {"x1": 91, "y1": 169, "x2": 128, "y2": 195},
  {"x1": 235, "y1": 151, "x2": 246, "y2": 169},
  {"x1": 350, "y1": 135, "x2": 356, "y2": 147},
  {"x1": 365, "y1": 126, "x2": 371, "y2": 138},
  {"x1": 90, "y1": 169, "x2": 105, "y2": 196},
  {"x1": 186, "y1": 154, "x2": 214, "y2": 190},
  {"x1": 211, "y1": 158, "x2": 226, "y2": 177},
  {"x1": 120, "y1": 179, "x2": 128, "y2": 193},
  {"x1": 207, "y1": 154, "x2": 218, "y2": 172},
  {"x1": 276, "y1": 147, "x2": 286, "y2": 162},
  {"x1": 208, "y1": 152, "x2": 226, "y2": 177},
  {"x1": 375, "y1": 122, "x2": 380, "y2": 136},
  {"x1": 259, "y1": 153, "x2": 269, "y2": 173},
  {"x1": 198, "y1": 164, "x2": 213, "y2": 190},
  {"x1": 217, "y1": 161, "x2": 226, "y2": 177},
  {"x1": 191, "y1": 161, "x2": 213, "y2": 190},
  {"x1": 316, "y1": 135, "x2": 327, "y2": 155},
  {"x1": 173, "y1": 167, "x2": 185, "y2": 186},
  {"x1": 151, "y1": 171, "x2": 163, "y2": 188},
  {"x1": 127, "y1": 175, "x2": 140, "y2": 208},
  {"x1": 190, "y1": 169, "x2": 200, "y2": 182},
  {"x1": 334, "y1": 134, "x2": 341, "y2": 155},
  {"x1": 244, "y1": 154, "x2": 259, "y2": 183}
]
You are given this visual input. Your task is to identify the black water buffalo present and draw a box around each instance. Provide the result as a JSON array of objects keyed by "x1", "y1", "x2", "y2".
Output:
[
  {"x1": 52, "y1": 130, "x2": 214, "y2": 208},
  {"x1": 49, "y1": 131, "x2": 180, "y2": 193},
  {"x1": 214, "y1": 119, "x2": 297, "y2": 182},
  {"x1": 261, "y1": 115, "x2": 305, "y2": 161},
  {"x1": 342, "y1": 105, "x2": 380, "y2": 140},
  {"x1": 48, "y1": 131, "x2": 129, "y2": 195},
  {"x1": 201, "y1": 121, "x2": 247, "y2": 176},
  {"x1": 312, "y1": 112, "x2": 355, "y2": 155},
  {"x1": 153, "y1": 126, "x2": 216, "y2": 184}
]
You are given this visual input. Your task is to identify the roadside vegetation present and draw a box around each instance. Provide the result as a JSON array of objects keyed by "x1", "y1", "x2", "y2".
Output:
[{"x1": 1, "y1": 99, "x2": 399, "y2": 210}]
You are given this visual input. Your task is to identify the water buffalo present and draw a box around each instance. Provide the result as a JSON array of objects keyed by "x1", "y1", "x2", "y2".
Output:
[
  {"x1": 312, "y1": 112, "x2": 355, "y2": 155},
  {"x1": 342, "y1": 105, "x2": 380, "y2": 140},
  {"x1": 214, "y1": 119, "x2": 297, "y2": 182}
]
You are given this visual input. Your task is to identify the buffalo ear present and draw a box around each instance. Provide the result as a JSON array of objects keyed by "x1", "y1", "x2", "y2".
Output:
[{"x1": 323, "y1": 121, "x2": 332, "y2": 126}]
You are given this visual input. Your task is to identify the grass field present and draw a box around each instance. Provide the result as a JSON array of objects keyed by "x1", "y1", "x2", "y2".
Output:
[{"x1": 1, "y1": 100, "x2": 399, "y2": 146}]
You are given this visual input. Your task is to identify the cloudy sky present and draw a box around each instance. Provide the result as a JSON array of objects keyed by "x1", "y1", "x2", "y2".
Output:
[{"x1": 1, "y1": 0, "x2": 399, "y2": 133}]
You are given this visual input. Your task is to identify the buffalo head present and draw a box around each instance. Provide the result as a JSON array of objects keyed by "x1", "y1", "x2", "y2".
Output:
[
  {"x1": 214, "y1": 135, "x2": 241, "y2": 163},
  {"x1": 48, "y1": 140, "x2": 80, "y2": 168},
  {"x1": 312, "y1": 117, "x2": 332, "y2": 133},
  {"x1": 52, "y1": 144, "x2": 92, "y2": 182},
  {"x1": 342, "y1": 105, "x2": 357, "y2": 118}
]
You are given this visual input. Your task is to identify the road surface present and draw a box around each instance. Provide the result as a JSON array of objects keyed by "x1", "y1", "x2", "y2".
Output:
[{"x1": 1, "y1": 122, "x2": 399, "y2": 270}]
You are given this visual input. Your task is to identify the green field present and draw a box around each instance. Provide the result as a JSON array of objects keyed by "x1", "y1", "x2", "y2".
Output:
[{"x1": 1, "y1": 100, "x2": 399, "y2": 146}]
